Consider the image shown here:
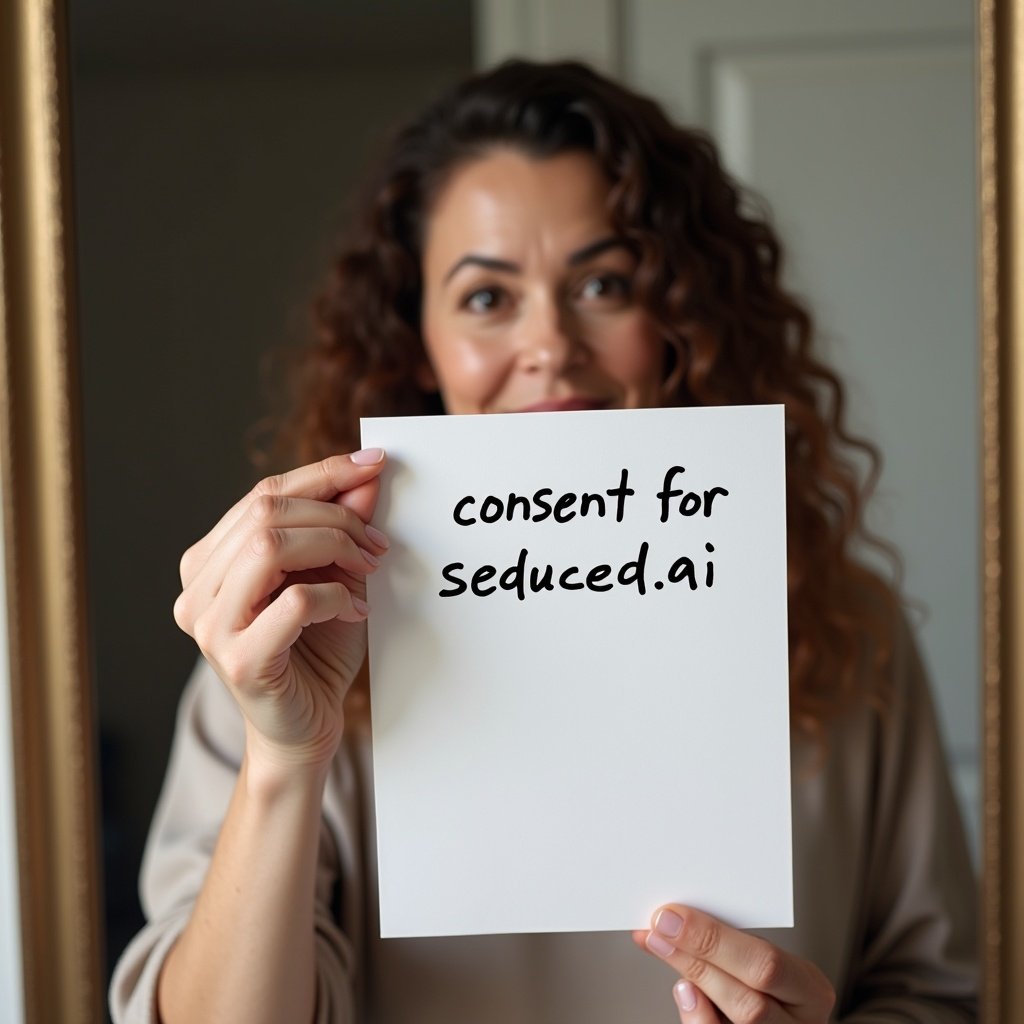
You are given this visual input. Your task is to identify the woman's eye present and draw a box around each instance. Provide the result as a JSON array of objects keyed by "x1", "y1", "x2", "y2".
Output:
[
  {"x1": 462, "y1": 286, "x2": 507, "y2": 314},
  {"x1": 579, "y1": 273, "x2": 631, "y2": 301}
]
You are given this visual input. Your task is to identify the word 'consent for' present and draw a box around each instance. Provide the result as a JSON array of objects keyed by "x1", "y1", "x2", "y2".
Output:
[{"x1": 439, "y1": 466, "x2": 730, "y2": 601}]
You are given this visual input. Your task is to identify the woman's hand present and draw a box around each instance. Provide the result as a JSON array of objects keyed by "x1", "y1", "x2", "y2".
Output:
[
  {"x1": 172, "y1": 449, "x2": 390, "y2": 771},
  {"x1": 634, "y1": 905, "x2": 836, "y2": 1023}
]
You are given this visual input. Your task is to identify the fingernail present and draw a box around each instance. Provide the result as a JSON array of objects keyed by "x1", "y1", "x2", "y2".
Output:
[
  {"x1": 645, "y1": 931, "x2": 675, "y2": 958},
  {"x1": 673, "y1": 980, "x2": 697, "y2": 1013},
  {"x1": 352, "y1": 597, "x2": 369, "y2": 616},
  {"x1": 654, "y1": 909, "x2": 684, "y2": 939},
  {"x1": 359, "y1": 547, "x2": 380, "y2": 567},
  {"x1": 351, "y1": 447, "x2": 384, "y2": 465},
  {"x1": 365, "y1": 524, "x2": 389, "y2": 548}
]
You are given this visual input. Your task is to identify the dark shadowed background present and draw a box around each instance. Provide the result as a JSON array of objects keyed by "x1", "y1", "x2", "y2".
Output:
[{"x1": 68, "y1": 1, "x2": 473, "y2": 1001}]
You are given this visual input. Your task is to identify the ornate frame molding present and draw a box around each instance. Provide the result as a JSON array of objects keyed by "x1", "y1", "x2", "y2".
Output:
[
  {"x1": 981, "y1": 0, "x2": 1024, "y2": 1019},
  {"x1": 0, "y1": 1, "x2": 102, "y2": 1021}
]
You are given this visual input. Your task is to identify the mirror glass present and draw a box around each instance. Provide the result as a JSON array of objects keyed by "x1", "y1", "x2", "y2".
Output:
[
  {"x1": 68, "y1": 0, "x2": 476, "y2": 991},
  {"x1": 67, "y1": 0, "x2": 979, "y2": 1008}
]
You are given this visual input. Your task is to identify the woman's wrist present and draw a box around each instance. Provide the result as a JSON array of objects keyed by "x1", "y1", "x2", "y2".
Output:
[{"x1": 242, "y1": 727, "x2": 337, "y2": 801}]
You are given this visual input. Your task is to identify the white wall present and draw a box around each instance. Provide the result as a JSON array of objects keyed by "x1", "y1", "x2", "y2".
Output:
[{"x1": 0, "y1": 470, "x2": 25, "y2": 1022}]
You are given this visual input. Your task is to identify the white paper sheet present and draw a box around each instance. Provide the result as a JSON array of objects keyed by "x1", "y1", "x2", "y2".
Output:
[{"x1": 361, "y1": 405, "x2": 792, "y2": 938}]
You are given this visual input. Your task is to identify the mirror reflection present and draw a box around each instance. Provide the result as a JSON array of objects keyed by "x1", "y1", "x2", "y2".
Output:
[{"x1": 69, "y1": 2, "x2": 979, "y2": 1021}]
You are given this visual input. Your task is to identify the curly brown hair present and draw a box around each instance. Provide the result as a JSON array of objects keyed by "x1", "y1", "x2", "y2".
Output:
[{"x1": 249, "y1": 58, "x2": 899, "y2": 737}]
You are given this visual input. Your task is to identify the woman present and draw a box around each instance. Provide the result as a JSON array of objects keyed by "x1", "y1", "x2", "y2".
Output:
[{"x1": 110, "y1": 59, "x2": 976, "y2": 1023}]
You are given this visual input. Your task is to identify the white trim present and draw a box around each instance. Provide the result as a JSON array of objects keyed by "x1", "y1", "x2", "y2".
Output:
[
  {"x1": 474, "y1": 0, "x2": 622, "y2": 75},
  {"x1": 0, "y1": 470, "x2": 24, "y2": 1022}
]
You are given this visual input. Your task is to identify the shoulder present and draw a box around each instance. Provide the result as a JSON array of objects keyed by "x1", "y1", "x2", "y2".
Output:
[{"x1": 810, "y1": 571, "x2": 949, "y2": 792}]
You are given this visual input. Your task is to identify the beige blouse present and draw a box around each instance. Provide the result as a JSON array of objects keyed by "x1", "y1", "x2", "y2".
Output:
[{"x1": 110, "y1": 610, "x2": 977, "y2": 1023}]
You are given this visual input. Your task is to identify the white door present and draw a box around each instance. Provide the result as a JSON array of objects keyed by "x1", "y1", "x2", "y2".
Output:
[{"x1": 476, "y1": 0, "x2": 980, "y2": 856}]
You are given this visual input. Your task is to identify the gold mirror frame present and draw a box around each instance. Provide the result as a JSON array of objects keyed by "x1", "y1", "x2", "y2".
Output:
[
  {"x1": 0, "y1": 0, "x2": 102, "y2": 1020},
  {"x1": 0, "y1": 1, "x2": 1019, "y2": 1021}
]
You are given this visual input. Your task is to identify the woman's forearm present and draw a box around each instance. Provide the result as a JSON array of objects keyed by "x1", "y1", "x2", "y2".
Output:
[{"x1": 156, "y1": 746, "x2": 331, "y2": 1024}]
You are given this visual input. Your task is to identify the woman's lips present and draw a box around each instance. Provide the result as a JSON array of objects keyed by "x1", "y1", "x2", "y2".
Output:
[{"x1": 513, "y1": 396, "x2": 609, "y2": 413}]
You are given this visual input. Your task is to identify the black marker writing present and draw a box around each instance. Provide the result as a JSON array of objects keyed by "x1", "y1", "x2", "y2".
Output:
[
  {"x1": 440, "y1": 465, "x2": 727, "y2": 600},
  {"x1": 453, "y1": 468, "x2": 635, "y2": 526},
  {"x1": 656, "y1": 466, "x2": 729, "y2": 523}
]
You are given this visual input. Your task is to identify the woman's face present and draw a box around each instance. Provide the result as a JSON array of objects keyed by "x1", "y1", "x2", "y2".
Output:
[{"x1": 419, "y1": 147, "x2": 665, "y2": 415}]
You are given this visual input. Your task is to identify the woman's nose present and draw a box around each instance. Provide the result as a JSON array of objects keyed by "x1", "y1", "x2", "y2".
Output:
[{"x1": 519, "y1": 300, "x2": 587, "y2": 374}]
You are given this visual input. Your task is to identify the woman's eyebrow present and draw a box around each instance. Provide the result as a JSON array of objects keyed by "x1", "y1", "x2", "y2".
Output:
[
  {"x1": 443, "y1": 254, "x2": 519, "y2": 283},
  {"x1": 566, "y1": 236, "x2": 632, "y2": 265},
  {"x1": 442, "y1": 235, "x2": 632, "y2": 284}
]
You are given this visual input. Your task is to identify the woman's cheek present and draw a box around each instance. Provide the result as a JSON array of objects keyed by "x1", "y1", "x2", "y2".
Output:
[
  {"x1": 595, "y1": 319, "x2": 664, "y2": 392},
  {"x1": 431, "y1": 333, "x2": 514, "y2": 414}
]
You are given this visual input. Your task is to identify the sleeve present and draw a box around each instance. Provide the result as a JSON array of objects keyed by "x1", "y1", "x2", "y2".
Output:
[
  {"x1": 107, "y1": 655, "x2": 358, "y2": 1024},
  {"x1": 838, "y1": 609, "x2": 978, "y2": 1023}
]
